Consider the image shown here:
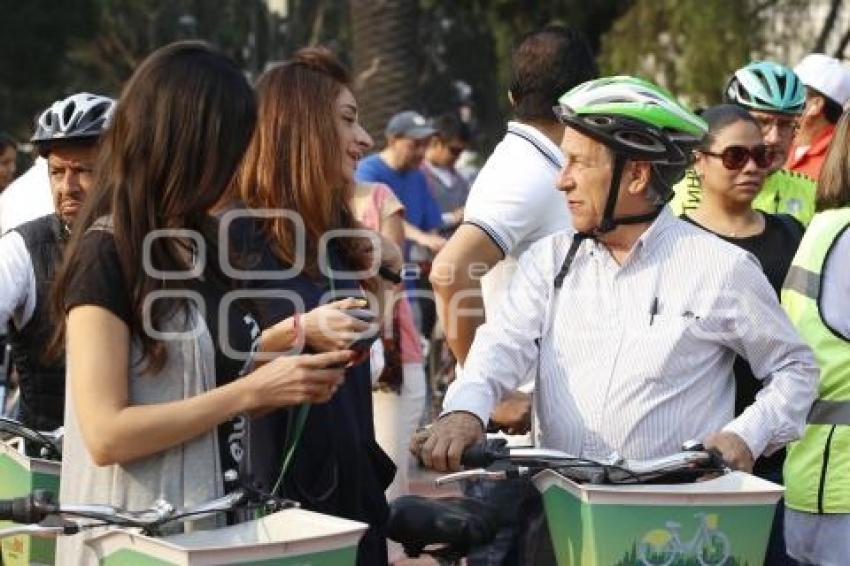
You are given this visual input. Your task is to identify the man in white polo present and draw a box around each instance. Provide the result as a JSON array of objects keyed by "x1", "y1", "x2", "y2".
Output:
[{"x1": 427, "y1": 25, "x2": 599, "y2": 565}]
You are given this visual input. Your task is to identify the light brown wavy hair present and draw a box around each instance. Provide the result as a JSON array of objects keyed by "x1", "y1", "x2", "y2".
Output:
[{"x1": 235, "y1": 46, "x2": 372, "y2": 278}]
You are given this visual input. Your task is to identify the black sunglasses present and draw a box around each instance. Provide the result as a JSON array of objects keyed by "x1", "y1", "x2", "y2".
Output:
[{"x1": 700, "y1": 144, "x2": 775, "y2": 170}]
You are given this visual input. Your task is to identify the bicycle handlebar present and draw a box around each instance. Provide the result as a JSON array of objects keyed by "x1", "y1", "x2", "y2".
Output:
[
  {"x1": 0, "y1": 489, "x2": 167, "y2": 526},
  {"x1": 443, "y1": 439, "x2": 727, "y2": 486},
  {"x1": 0, "y1": 490, "x2": 54, "y2": 524},
  {"x1": 0, "y1": 524, "x2": 77, "y2": 538},
  {"x1": 0, "y1": 487, "x2": 296, "y2": 537}
]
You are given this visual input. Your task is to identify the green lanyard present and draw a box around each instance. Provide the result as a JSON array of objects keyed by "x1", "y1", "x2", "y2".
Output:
[
  {"x1": 271, "y1": 404, "x2": 310, "y2": 497},
  {"x1": 270, "y1": 259, "x2": 337, "y2": 498}
]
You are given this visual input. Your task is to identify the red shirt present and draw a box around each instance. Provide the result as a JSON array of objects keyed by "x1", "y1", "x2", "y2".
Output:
[{"x1": 785, "y1": 124, "x2": 835, "y2": 180}]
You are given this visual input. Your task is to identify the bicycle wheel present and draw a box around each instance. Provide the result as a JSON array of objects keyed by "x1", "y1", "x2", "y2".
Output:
[
  {"x1": 637, "y1": 531, "x2": 677, "y2": 566},
  {"x1": 697, "y1": 530, "x2": 731, "y2": 566}
]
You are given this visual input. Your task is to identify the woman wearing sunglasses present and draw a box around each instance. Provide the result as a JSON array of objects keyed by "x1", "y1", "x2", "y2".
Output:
[{"x1": 682, "y1": 103, "x2": 804, "y2": 565}]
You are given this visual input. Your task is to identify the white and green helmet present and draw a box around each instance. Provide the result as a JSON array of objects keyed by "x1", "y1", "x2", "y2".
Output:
[
  {"x1": 724, "y1": 61, "x2": 805, "y2": 115},
  {"x1": 554, "y1": 76, "x2": 707, "y2": 233},
  {"x1": 554, "y1": 75, "x2": 707, "y2": 165}
]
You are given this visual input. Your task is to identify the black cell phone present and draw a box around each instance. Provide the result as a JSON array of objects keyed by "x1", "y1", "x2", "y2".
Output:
[
  {"x1": 379, "y1": 265, "x2": 402, "y2": 284},
  {"x1": 349, "y1": 308, "x2": 379, "y2": 352},
  {"x1": 329, "y1": 334, "x2": 378, "y2": 368},
  {"x1": 351, "y1": 334, "x2": 379, "y2": 353}
]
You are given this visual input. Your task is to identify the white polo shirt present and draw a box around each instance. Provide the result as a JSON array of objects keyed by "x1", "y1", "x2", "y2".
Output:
[
  {"x1": 459, "y1": 121, "x2": 570, "y2": 444},
  {"x1": 463, "y1": 121, "x2": 571, "y2": 315},
  {"x1": 0, "y1": 158, "x2": 52, "y2": 235}
]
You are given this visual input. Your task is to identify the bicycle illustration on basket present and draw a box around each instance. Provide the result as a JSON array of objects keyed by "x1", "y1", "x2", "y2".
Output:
[{"x1": 638, "y1": 512, "x2": 731, "y2": 566}]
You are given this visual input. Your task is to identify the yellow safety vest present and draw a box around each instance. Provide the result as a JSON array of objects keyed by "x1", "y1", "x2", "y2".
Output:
[
  {"x1": 669, "y1": 169, "x2": 816, "y2": 226},
  {"x1": 781, "y1": 208, "x2": 850, "y2": 513}
]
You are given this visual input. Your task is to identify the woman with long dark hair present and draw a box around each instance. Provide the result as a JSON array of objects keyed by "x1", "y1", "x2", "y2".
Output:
[
  {"x1": 51, "y1": 41, "x2": 353, "y2": 563},
  {"x1": 227, "y1": 47, "x2": 396, "y2": 565}
]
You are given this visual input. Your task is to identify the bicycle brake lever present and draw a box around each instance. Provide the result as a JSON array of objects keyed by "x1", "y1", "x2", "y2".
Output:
[
  {"x1": 434, "y1": 467, "x2": 531, "y2": 486},
  {"x1": 704, "y1": 447, "x2": 731, "y2": 473},
  {"x1": 681, "y1": 439, "x2": 705, "y2": 452}
]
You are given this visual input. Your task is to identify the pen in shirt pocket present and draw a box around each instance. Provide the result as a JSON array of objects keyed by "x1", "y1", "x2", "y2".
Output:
[{"x1": 649, "y1": 296, "x2": 659, "y2": 326}]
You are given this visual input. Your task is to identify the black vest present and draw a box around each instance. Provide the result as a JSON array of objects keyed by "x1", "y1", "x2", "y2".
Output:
[{"x1": 9, "y1": 214, "x2": 66, "y2": 431}]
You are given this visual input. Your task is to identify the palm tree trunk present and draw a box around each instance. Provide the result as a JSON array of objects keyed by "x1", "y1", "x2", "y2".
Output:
[{"x1": 350, "y1": 0, "x2": 420, "y2": 146}]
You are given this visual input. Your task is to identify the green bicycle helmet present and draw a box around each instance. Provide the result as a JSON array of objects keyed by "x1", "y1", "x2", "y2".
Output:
[
  {"x1": 554, "y1": 76, "x2": 707, "y2": 233},
  {"x1": 724, "y1": 61, "x2": 805, "y2": 115}
]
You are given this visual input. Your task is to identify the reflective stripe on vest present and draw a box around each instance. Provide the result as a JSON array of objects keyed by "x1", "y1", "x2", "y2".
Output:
[
  {"x1": 808, "y1": 399, "x2": 850, "y2": 425},
  {"x1": 783, "y1": 265, "x2": 820, "y2": 300},
  {"x1": 781, "y1": 208, "x2": 850, "y2": 514}
]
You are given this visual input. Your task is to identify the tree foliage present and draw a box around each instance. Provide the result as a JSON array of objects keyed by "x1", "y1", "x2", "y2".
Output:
[
  {"x1": 0, "y1": 0, "x2": 98, "y2": 140},
  {"x1": 66, "y1": 0, "x2": 267, "y2": 94},
  {"x1": 2, "y1": 0, "x2": 846, "y2": 154},
  {"x1": 600, "y1": 0, "x2": 758, "y2": 108},
  {"x1": 417, "y1": 0, "x2": 629, "y2": 150}
]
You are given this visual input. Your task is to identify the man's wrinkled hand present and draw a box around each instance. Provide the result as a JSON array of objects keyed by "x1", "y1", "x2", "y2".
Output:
[
  {"x1": 410, "y1": 412, "x2": 484, "y2": 473},
  {"x1": 704, "y1": 431, "x2": 754, "y2": 472},
  {"x1": 489, "y1": 391, "x2": 532, "y2": 435}
]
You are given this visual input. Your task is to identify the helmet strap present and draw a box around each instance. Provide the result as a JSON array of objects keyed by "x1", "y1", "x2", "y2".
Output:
[
  {"x1": 595, "y1": 152, "x2": 664, "y2": 234},
  {"x1": 597, "y1": 153, "x2": 627, "y2": 234}
]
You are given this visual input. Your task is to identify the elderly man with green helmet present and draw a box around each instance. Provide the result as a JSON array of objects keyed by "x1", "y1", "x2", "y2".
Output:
[
  {"x1": 670, "y1": 61, "x2": 816, "y2": 225},
  {"x1": 413, "y1": 76, "x2": 817, "y2": 481}
]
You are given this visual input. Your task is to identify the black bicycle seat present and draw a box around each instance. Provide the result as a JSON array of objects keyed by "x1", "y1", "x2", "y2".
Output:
[{"x1": 387, "y1": 495, "x2": 502, "y2": 560}]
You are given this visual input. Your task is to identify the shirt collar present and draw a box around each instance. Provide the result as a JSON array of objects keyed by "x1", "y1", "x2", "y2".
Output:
[
  {"x1": 637, "y1": 206, "x2": 677, "y2": 250},
  {"x1": 423, "y1": 161, "x2": 456, "y2": 188},
  {"x1": 788, "y1": 124, "x2": 835, "y2": 166},
  {"x1": 589, "y1": 206, "x2": 676, "y2": 265},
  {"x1": 506, "y1": 121, "x2": 565, "y2": 168},
  {"x1": 808, "y1": 124, "x2": 835, "y2": 156}
]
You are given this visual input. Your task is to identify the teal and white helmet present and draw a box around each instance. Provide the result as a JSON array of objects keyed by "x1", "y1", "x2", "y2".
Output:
[
  {"x1": 554, "y1": 76, "x2": 707, "y2": 233},
  {"x1": 724, "y1": 61, "x2": 805, "y2": 115}
]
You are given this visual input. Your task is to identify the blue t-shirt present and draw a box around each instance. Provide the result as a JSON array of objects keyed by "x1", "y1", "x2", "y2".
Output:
[{"x1": 355, "y1": 155, "x2": 443, "y2": 233}]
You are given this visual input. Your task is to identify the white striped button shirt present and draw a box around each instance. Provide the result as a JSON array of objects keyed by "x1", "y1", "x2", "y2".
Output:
[{"x1": 443, "y1": 208, "x2": 818, "y2": 461}]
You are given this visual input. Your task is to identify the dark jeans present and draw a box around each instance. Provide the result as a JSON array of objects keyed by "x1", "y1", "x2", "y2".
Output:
[{"x1": 463, "y1": 476, "x2": 556, "y2": 565}]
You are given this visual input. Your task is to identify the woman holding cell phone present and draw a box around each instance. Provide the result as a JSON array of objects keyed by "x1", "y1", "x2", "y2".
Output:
[
  {"x1": 225, "y1": 46, "x2": 397, "y2": 565},
  {"x1": 49, "y1": 41, "x2": 355, "y2": 564}
]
